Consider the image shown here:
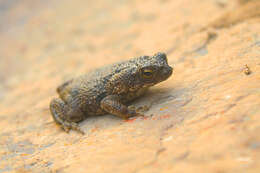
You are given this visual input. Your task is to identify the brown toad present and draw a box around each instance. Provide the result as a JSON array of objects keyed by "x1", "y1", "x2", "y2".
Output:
[{"x1": 50, "y1": 52, "x2": 173, "y2": 134}]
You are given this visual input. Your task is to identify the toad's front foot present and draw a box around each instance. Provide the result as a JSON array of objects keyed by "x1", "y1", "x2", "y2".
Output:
[
  {"x1": 128, "y1": 105, "x2": 150, "y2": 114},
  {"x1": 50, "y1": 98, "x2": 85, "y2": 134},
  {"x1": 101, "y1": 95, "x2": 145, "y2": 119}
]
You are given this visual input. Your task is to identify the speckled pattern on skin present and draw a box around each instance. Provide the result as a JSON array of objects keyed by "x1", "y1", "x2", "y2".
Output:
[{"x1": 50, "y1": 52, "x2": 173, "y2": 134}]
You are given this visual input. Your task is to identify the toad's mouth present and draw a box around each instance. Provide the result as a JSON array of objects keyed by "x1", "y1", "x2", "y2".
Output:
[{"x1": 143, "y1": 83, "x2": 155, "y2": 88}]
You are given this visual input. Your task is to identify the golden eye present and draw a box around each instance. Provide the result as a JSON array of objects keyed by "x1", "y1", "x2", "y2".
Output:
[{"x1": 142, "y1": 69, "x2": 153, "y2": 78}]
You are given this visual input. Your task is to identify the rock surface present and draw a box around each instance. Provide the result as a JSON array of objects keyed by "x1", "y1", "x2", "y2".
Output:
[{"x1": 0, "y1": 0, "x2": 259, "y2": 172}]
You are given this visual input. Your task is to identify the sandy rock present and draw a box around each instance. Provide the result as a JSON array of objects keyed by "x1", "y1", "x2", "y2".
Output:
[{"x1": 0, "y1": 0, "x2": 259, "y2": 172}]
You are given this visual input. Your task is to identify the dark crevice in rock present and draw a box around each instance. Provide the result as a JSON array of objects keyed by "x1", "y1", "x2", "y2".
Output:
[{"x1": 181, "y1": 31, "x2": 217, "y2": 59}]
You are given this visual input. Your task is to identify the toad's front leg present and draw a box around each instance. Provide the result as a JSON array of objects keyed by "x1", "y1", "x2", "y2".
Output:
[{"x1": 100, "y1": 95, "x2": 144, "y2": 119}]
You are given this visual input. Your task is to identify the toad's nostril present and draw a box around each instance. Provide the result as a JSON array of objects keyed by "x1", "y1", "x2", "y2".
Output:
[{"x1": 162, "y1": 66, "x2": 173, "y2": 76}]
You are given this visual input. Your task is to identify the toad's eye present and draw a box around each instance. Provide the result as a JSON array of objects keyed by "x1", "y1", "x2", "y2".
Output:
[{"x1": 142, "y1": 69, "x2": 153, "y2": 78}]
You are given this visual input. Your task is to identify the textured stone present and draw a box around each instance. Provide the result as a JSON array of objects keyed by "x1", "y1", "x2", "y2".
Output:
[{"x1": 0, "y1": 0, "x2": 259, "y2": 172}]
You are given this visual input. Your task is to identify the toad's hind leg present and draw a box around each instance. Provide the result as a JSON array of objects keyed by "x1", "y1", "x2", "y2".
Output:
[{"x1": 50, "y1": 98, "x2": 85, "y2": 134}]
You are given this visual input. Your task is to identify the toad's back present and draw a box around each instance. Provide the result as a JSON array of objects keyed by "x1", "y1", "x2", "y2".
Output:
[{"x1": 57, "y1": 60, "x2": 139, "y2": 115}]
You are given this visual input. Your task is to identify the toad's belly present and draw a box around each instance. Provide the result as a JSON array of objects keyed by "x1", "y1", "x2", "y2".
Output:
[
  {"x1": 81, "y1": 104, "x2": 107, "y2": 117},
  {"x1": 120, "y1": 87, "x2": 149, "y2": 103}
]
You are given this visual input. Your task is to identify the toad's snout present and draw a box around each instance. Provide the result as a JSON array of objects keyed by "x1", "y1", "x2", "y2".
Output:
[{"x1": 162, "y1": 66, "x2": 173, "y2": 77}]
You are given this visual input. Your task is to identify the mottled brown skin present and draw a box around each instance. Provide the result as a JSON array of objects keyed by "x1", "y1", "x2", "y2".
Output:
[{"x1": 50, "y1": 52, "x2": 173, "y2": 134}]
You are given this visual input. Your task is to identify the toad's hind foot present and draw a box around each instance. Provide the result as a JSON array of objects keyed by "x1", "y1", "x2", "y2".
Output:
[{"x1": 50, "y1": 98, "x2": 85, "y2": 134}]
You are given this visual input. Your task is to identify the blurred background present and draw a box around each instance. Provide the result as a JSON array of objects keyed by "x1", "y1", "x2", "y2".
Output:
[{"x1": 0, "y1": 0, "x2": 259, "y2": 172}]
